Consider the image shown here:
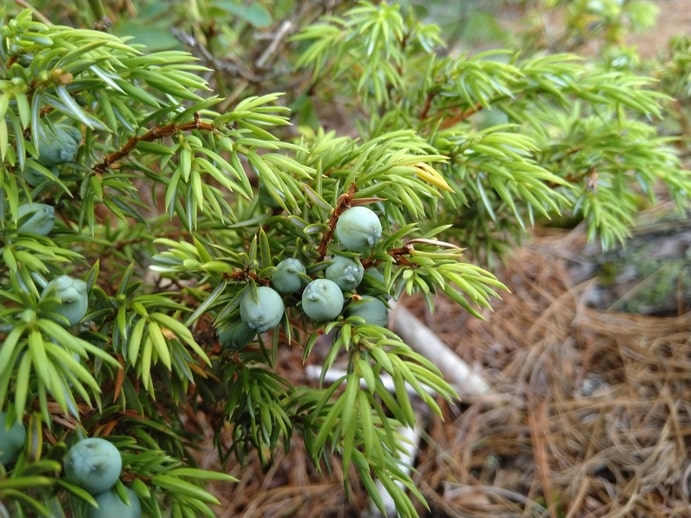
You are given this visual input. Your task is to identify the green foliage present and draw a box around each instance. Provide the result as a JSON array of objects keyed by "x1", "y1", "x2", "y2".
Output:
[
  {"x1": 655, "y1": 34, "x2": 691, "y2": 148},
  {"x1": 518, "y1": 0, "x2": 660, "y2": 52},
  {"x1": 0, "y1": 1, "x2": 689, "y2": 517},
  {"x1": 293, "y1": 1, "x2": 691, "y2": 256}
]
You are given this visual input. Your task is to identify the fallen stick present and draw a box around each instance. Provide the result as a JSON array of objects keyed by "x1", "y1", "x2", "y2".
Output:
[
  {"x1": 305, "y1": 302, "x2": 497, "y2": 518},
  {"x1": 391, "y1": 304, "x2": 492, "y2": 396},
  {"x1": 365, "y1": 420, "x2": 423, "y2": 518},
  {"x1": 304, "y1": 365, "x2": 427, "y2": 518},
  {"x1": 304, "y1": 365, "x2": 437, "y2": 397}
]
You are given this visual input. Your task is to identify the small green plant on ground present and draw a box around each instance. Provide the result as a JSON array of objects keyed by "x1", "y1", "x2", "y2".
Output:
[{"x1": 1, "y1": 1, "x2": 689, "y2": 517}]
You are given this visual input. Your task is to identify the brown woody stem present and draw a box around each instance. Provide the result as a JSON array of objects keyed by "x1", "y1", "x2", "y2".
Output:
[
  {"x1": 316, "y1": 183, "x2": 358, "y2": 259},
  {"x1": 94, "y1": 113, "x2": 214, "y2": 173}
]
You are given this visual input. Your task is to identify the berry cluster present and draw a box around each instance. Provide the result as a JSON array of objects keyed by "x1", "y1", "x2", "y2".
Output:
[
  {"x1": 6, "y1": 122, "x2": 90, "y2": 329},
  {"x1": 218, "y1": 206, "x2": 390, "y2": 348}
]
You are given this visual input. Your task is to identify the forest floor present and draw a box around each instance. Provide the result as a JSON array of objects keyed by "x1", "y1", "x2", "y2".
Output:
[{"x1": 202, "y1": 4, "x2": 691, "y2": 517}]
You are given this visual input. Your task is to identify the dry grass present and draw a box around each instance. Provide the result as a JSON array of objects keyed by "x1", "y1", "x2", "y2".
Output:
[
  {"x1": 207, "y1": 227, "x2": 691, "y2": 517},
  {"x1": 414, "y1": 229, "x2": 691, "y2": 517}
]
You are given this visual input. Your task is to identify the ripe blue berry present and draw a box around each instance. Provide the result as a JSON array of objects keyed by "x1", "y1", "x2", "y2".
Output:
[
  {"x1": 0, "y1": 411, "x2": 26, "y2": 465},
  {"x1": 301, "y1": 279, "x2": 344, "y2": 321},
  {"x1": 362, "y1": 266, "x2": 386, "y2": 290},
  {"x1": 325, "y1": 256, "x2": 364, "y2": 291},
  {"x1": 17, "y1": 202, "x2": 55, "y2": 236},
  {"x1": 335, "y1": 206, "x2": 382, "y2": 253},
  {"x1": 217, "y1": 321, "x2": 256, "y2": 350},
  {"x1": 41, "y1": 275, "x2": 89, "y2": 326},
  {"x1": 239, "y1": 286, "x2": 285, "y2": 333},
  {"x1": 271, "y1": 258, "x2": 306, "y2": 294},
  {"x1": 87, "y1": 487, "x2": 141, "y2": 518},
  {"x1": 36, "y1": 124, "x2": 81, "y2": 167},
  {"x1": 347, "y1": 296, "x2": 389, "y2": 327},
  {"x1": 64, "y1": 438, "x2": 122, "y2": 495}
]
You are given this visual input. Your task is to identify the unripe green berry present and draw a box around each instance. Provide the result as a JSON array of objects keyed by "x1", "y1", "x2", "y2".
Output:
[
  {"x1": 17, "y1": 202, "x2": 55, "y2": 236},
  {"x1": 271, "y1": 258, "x2": 306, "y2": 294},
  {"x1": 0, "y1": 411, "x2": 26, "y2": 465},
  {"x1": 239, "y1": 286, "x2": 285, "y2": 333},
  {"x1": 36, "y1": 124, "x2": 81, "y2": 167},
  {"x1": 301, "y1": 279, "x2": 344, "y2": 322},
  {"x1": 335, "y1": 206, "x2": 382, "y2": 253},
  {"x1": 347, "y1": 296, "x2": 389, "y2": 327},
  {"x1": 64, "y1": 438, "x2": 122, "y2": 495},
  {"x1": 325, "y1": 256, "x2": 364, "y2": 291},
  {"x1": 87, "y1": 487, "x2": 141, "y2": 518},
  {"x1": 41, "y1": 275, "x2": 89, "y2": 326},
  {"x1": 217, "y1": 321, "x2": 256, "y2": 350}
]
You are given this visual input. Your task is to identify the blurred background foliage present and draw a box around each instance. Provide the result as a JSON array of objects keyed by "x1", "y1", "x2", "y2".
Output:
[
  {"x1": 20, "y1": 0, "x2": 669, "y2": 92},
  {"x1": 95, "y1": 0, "x2": 690, "y2": 254},
  {"x1": 21, "y1": 0, "x2": 691, "y2": 154}
]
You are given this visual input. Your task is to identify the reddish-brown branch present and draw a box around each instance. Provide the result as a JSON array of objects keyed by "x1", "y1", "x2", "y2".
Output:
[
  {"x1": 419, "y1": 91, "x2": 437, "y2": 121},
  {"x1": 387, "y1": 243, "x2": 416, "y2": 267},
  {"x1": 438, "y1": 103, "x2": 484, "y2": 129},
  {"x1": 316, "y1": 183, "x2": 358, "y2": 259},
  {"x1": 420, "y1": 96, "x2": 485, "y2": 129},
  {"x1": 93, "y1": 114, "x2": 215, "y2": 173}
]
